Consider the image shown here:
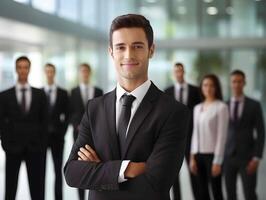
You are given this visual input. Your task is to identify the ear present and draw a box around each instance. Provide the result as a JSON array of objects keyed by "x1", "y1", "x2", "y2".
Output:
[
  {"x1": 108, "y1": 46, "x2": 114, "y2": 58},
  {"x1": 148, "y1": 44, "x2": 155, "y2": 58}
]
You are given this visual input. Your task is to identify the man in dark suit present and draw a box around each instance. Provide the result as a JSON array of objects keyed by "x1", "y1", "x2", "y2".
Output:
[
  {"x1": 64, "y1": 14, "x2": 190, "y2": 200},
  {"x1": 0, "y1": 56, "x2": 47, "y2": 200},
  {"x1": 43, "y1": 63, "x2": 69, "y2": 200},
  {"x1": 165, "y1": 62, "x2": 201, "y2": 200},
  {"x1": 224, "y1": 70, "x2": 265, "y2": 200},
  {"x1": 70, "y1": 63, "x2": 103, "y2": 200}
]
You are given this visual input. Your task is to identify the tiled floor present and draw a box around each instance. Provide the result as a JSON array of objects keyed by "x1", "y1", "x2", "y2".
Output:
[{"x1": 0, "y1": 127, "x2": 265, "y2": 200}]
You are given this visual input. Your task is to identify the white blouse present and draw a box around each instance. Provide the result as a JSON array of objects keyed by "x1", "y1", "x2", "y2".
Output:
[{"x1": 190, "y1": 100, "x2": 229, "y2": 164}]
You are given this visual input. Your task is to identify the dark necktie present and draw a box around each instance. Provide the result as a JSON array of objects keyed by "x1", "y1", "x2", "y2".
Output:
[
  {"x1": 47, "y1": 89, "x2": 52, "y2": 113},
  {"x1": 233, "y1": 101, "x2": 239, "y2": 123},
  {"x1": 179, "y1": 87, "x2": 183, "y2": 103},
  {"x1": 21, "y1": 88, "x2": 27, "y2": 113},
  {"x1": 117, "y1": 94, "x2": 136, "y2": 156}
]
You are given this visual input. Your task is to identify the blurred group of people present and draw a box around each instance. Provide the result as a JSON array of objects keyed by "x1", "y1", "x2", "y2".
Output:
[
  {"x1": 165, "y1": 63, "x2": 265, "y2": 200},
  {"x1": 0, "y1": 56, "x2": 103, "y2": 200},
  {"x1": 0, "y1": 56, "x2": 264, "y2": 200}
]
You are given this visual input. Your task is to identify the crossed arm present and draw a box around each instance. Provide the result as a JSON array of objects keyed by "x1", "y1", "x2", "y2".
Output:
[{"x1": 78, "y1": 144, "x2": 146, "y2": 179}]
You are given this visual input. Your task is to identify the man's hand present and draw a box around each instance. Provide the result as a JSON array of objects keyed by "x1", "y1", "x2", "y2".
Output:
[
  {"x1": 78, "y1": 144, "x2": 101, "y2": 163},
  {"x1": 189, "y1": 155, "x2": 198, "y2": 175},
  {"x1": 211, "y1": 164, "x2": 222, "y2": 177},
  {"x1": 124, "y1": 162, "x2": 146, "y2": 179},
  {"x1": 246, "y1": 159, "x2": 259, "y2": 175}
]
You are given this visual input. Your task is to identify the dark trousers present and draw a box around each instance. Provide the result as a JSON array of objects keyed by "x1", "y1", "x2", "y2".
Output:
[
  {"x1": 172, "y1": 151, "x2": 200, "y2": 200},
  {"x1": 5, "y1": 150, "x2": 45, "y2": 200},
  {"x1": 224, "y1": 156, "x2": 257, "y2": 200},
  {"x1": 44, "y1": 131, "x2": 65, "y2": 200},
  {"x1": 194, "y1": 154, "x2": 223, "y2": 200},
  {"x1": 74, "y1": 128, "x2": 86, "y2": 200}
]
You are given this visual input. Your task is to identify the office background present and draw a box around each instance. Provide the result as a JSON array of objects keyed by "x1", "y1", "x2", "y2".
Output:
[{"x1": 0, "y1": 0, "x2": 266, "y2": 199}]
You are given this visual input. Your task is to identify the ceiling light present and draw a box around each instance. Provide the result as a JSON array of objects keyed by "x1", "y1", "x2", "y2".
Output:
[
  {"x1": 204, "y1": 0, "x2": 213, "y2": 3},
  {"x1": 177, "y1": 6, "x2": 187, "y2": 15},
  {"x1": 207, "y1": 6, "x2": 218, "y2": 15}
]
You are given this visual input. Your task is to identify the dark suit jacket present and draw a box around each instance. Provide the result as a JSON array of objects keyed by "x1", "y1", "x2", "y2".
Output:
[
  {"x1": 225, "y1": 96, "x2": 265, "y2": 161},
  {"x1": 0, "y1": 86, "x2": 47, "y2": 153},
  {"x1": 164, "y1": 84, "x2": 201, "y2": 155},
  {"x1": 70, "y1": 86, "x2": 103, "y2": 133},
  {"x1": 43, "y1": 87, "x2": 69, "y2": 139},
  {"x1": 64, "y1": 83, "x2": 190, "y2": 200}
]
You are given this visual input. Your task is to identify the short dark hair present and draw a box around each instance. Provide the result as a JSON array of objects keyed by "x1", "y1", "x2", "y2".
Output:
[
  {"x1": 15, "y1": 56, "x2": 31, "y2": 67},
  {"x1": 174, "y1": 62, "x2": 184, "y2": 69},
  {"x1": 79, "y1": 63, "x2": 91, "y2": 72},
  {"x1": 230, "y1": 69, "x2": 246, "y2": 80},
  {"x1": 200, "y1": 74, "x2": 223, "y2": 100},
  {"x1": 45, "y1": 63, "x2": 56, "y2": 72},
  {"x1": 109, "y1": 14, "x2": 154, "y2": 48}
]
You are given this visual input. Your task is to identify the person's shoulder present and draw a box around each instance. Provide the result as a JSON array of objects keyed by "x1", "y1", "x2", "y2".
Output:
[
  {"x1": 216, "y1": 100, "x2": 229, "y2": 111},
  {"x1": 164, "y1": 85, "x2": 174, "y2": 92},
  {"x1": 245, "y1": 96, "x2": 261, "y2": 107},
  {"x1": 188, "y1": 83, "x2": 199, "y2": 90},
  {"x1": 160, "y1": 90, "x2": 189, "y2": 114},
  {"x1": 0, "y1": 86, "x2": 14, "y2": 95}
]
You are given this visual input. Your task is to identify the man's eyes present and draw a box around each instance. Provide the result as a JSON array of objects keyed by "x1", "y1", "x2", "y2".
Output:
[{"x1": 115, "y1": 45, "x2": 144, "y2": 51}]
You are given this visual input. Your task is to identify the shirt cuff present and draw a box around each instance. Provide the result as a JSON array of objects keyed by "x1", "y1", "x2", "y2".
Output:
[
  {"x1": 118, "y1": 160, "x2": 130, "y2": 183},
  {"x1": 213, "y1": 156, "x2": 223, "y2": 165},
  {"x1": 252, "y1": 157, "x2": 260, "y2": 161}
]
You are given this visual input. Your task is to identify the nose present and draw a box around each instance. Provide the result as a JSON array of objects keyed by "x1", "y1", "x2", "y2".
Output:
[{"x1": 124, "y1": 47, "x2": 134, "y2": 59}]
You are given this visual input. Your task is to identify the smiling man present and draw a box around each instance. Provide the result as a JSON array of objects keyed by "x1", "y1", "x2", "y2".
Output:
[{"x1": 64, "y1": 14, "x2": 190, "y2": 200}]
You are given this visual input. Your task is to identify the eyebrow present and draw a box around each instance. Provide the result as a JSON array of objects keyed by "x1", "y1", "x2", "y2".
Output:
[{"x1": 114, "y1": 41, "x2": 145, "y2": 46}]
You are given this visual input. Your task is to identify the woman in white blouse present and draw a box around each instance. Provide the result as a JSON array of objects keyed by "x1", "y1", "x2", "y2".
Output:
[{"x1": 190, "y1": 74, "x2": 229, "y2": 200}]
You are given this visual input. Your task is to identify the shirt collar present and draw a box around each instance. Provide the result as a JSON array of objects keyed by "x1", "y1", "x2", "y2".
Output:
[
  {"x1": 231, "y1": 95, "x2": 245, "y2": 103},
  {"x1": 45, "y1": 84, "x2": 56, "y2": 92},
  {"x1": 80, "y1": 83, "x2": 92, "y2": 90},
  {"x1": 16, "y1": 82, "x2": 31, "y2": 91},
  {"x1": 175, "y1": 81, "x2": 187, "y2": 90},
  {"x1": 116, "y1": 80, "x2": 151, "y2": 103}
]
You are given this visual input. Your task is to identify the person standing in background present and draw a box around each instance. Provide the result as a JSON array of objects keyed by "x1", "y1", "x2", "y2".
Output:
[
  {"x1": 190, "y1": 74, "x2": 229, "y2": 200},
  {"x1": 0, "y1": 56, "x2": 47, "y2": 200},
  {"x1": 165, "y1": 62, "x2": 201, "y2": 200},
  {"x1": 224, "y1": 70, "x2": 265, "y2": 200},
  {"x1": 43, "y1": 63, "x2": 69, "y2": 200},
  {"x1": 69, "y1": 63, "x2": 103, "y2": 200}
]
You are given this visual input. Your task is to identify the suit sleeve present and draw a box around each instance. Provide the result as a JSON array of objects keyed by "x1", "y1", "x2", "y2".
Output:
[
  {"x1": 254, "y1": 102, "x2": 265, "y2": 158},
  {"x1": 137, "y1": 104, "x2": 189, "y2": 192},
  {"x1": 62, "y1": 91, "x2": 70, "y2": 134},
  {"x1": 64, "y1": 101, "x2": 122, "y2": 191}
]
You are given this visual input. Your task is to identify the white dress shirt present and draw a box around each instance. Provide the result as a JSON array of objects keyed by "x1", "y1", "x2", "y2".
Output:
[
  {"x1": 230, "y1": 95, "x2": 244, "y2": 121},
  {"x1": 174, "y1": 82, "x2": 188, "y2": 105},
  {"x1": 190, "y1": 100, "x2": 229, "y2": 164},
  {"x1": 15, "y1": 82, "x2": 32, "y2": 112},
  {"x1": 79, "y1": 83, "x2": 95, "y2": 105},
  {"x1": 116, "y1": 80, "x2": 151, "y2": 183},
  {"x1": 44, "y1": 84, "x2": 57, "y2": 106}
]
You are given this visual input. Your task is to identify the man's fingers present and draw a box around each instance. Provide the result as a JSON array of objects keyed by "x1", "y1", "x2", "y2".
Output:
[
  {"x1": 85, "y1": 145, "x2": 100, "y2": 161},
  {"x1": 78, "y1": 151, "x2": 88, "y2": 161}
]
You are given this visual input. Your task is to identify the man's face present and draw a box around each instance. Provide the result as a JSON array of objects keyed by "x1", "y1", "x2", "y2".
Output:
[
  {"x1": 230, "y1": 74, "x2": 245, "y2": 96},
  {"x1": 16, "y1": 60, "x2": 30, "y2": 83},
  {"x1": 45, "y1": 66, "x2": 55, "y2": 83},
  {"x1": 79, "y1": 66, "x2": 91, "y2": 83},
  {"x1": 109, "y1": 27, "x2": 154, "y2": 83},
  {"x1": 173, "y1": 66, "x2": 184, "y2": 83}
]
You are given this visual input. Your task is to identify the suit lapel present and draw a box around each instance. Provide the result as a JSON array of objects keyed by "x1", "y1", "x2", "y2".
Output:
[
  {"x1": 104, "y1": 90, "x2": 120, "y2": 159},
  {"x1": 122, "y1": 83, "x2": 159, "y2": 158},
  {"x1": 239, "y1": 97, "x2": 248, "y2": 125},
  {"x1": 12, "y1": 87, "x2": 22, "y2": 113}
]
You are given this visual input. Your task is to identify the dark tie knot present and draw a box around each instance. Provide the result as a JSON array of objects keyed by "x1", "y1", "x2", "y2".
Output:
[
  {"x1": 21, "y1": 88, "x2": 27, "y2": 93},
  {"x1": 122, "y1": 94, "x2": 136, "y2": 107}
]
